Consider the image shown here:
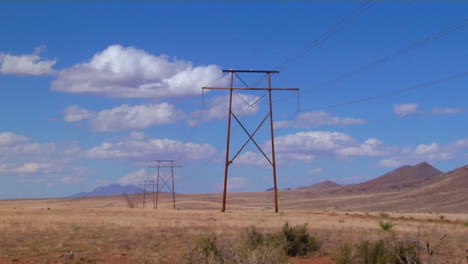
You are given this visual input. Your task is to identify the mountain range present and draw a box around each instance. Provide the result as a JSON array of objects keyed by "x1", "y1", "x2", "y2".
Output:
[{"x1": 71, "y1": 184, "x2": 144, "y2": 197}]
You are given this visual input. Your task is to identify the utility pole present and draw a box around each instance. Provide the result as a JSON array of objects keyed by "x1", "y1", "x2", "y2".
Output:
[
  {"x1": 203, "y1": 69, "x2": 299, "y2": 213},
  {"x1": 149, "y1": 160, "x2": 181, "y2": 210},
  {"x1": 139, "y1": 180, "x2": 156, "y2": 208}
]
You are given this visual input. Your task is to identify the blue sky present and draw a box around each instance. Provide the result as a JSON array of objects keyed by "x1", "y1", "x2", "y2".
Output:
[{"x1": 0, "y1": 1, "x2": 467, "y2": 199}]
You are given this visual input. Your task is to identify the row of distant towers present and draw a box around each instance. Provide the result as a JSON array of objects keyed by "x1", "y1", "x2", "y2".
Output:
[{"x1": 138, "y1": 160, "x2": 180, "y2": 209}]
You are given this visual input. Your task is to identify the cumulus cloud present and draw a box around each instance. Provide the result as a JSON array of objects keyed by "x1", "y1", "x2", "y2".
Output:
[
  {"x1": 455, "y1": 138, "x2": 468, "y2": 148},
  {"x1": 118, "y1": 169, "x2": 150, "y2": 185},
  {"x1": 0, "y1": 162, "x2": 55, "y2": 175},
  {"x1": 377, "y1": 141, "x2": 461, "y2": 168},
  {"x1": 275, "y1": 131, "x2": 356, "y2": 154},
  {"x1": 0, "y1": 132, "x2": 28, "y2": 146},
  {"x1": 393, "y1": 103, "x2": 419, "y2": 117},
  {"x1": 51, "y1": 45, "x2": 227, "y2": 98},
  {"x1": 91, "y1": 103, "x2": 182, "y2": 132},
  {"x1": 0, "y1": 132, "x2": 66, "y2": 160},
  {"x1": 189, "y1": 93, "x2": 261, "y2": 125},
  {"x1": 0, "y1": 131, "x2": 88, "y2": 182},
  {"x1": 64, "y1": 105, "x2": 95, "y2": 122},
  {"x1": 86, "y1": 132, "x2": 217, "y2": 163},
  {"x1": 0, "y1": 46, "x2": 56, "y2": 75},
  {"x1": 236, "y1": 131, "x2": 366, "y2": 166},
  {"x1": 235, "y1": 131, "x2": 398, "y2": 167},
  {"x1": 64, "y1": 103, "x2": 183, "y2": 132},
  {"x1": 336, "y1": 138, "x2": 393, "y2": 157},
  {"x1": 275, "y1": 111, "x2": 366, "y2": 129}
]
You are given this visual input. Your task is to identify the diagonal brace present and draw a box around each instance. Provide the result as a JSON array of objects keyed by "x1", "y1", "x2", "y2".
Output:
[
  {"x1": 158, "y1": 177, "x2": 173, "y2": 192},
  {"x1": 231, "y1": 113, "x2": 273, "y2": 166},
  {"x1": 230, "y1": 113, "x2": 270, "y2": 163}
]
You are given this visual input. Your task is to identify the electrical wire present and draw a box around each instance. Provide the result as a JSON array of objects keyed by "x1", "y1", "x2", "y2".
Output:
[
  {"x1": 302, "y1": 71, "x2": 468, "y2": 112},
  {"x1": 275, "y1": 18, "x2": 468, "y2": 103},
  {"x1": 274, "y1": 1, "x2": 378, "y2": 71}
]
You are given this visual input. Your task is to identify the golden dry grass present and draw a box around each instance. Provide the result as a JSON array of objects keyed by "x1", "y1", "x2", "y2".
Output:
[{"x1": 0, "y1": 193, "x2": 466, "y2": 264}]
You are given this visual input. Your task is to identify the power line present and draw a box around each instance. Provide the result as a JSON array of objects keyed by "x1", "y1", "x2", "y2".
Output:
[
  {"x1": 301, "y1": 71, "x2": 468, "y2": 112},
  {"x1": 274, "y1": 1, "x2": 378, "y2": 71},
  {"x1": 309, "y1": 19, "x2": 468, "y2": 92},
  {"x1": 274, "y1": 18, "x2": 468, "y2": 103}
]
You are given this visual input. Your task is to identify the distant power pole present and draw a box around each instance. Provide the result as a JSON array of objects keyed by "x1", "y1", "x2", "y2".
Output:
[
  {"x1": 139, "y1": 180, "x2": 156, "y2": 209},
  {"x1": 149, "y1": 160, "x2": 181, "y2": 210},
  {"x1": 203, "y1": 69, "x2": 299, "y2": 213}
]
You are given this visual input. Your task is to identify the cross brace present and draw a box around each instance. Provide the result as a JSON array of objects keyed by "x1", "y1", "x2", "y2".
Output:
[{"x1": 202, "y1": 69, "x2": 299, "y2": 213}]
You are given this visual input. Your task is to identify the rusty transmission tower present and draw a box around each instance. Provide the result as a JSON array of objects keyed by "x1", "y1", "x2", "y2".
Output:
[
  {"x1": 149, "y1": 160, "x2": 181, "y2": 210},
  {"x1": 203, "y1": 70, "x2": 299, "y2": 212},
  {"x1": 139, "y1": 180, "x2": 156, "y2": 209}
]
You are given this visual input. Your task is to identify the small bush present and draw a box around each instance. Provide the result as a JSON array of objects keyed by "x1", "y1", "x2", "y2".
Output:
[
  {"x1": 378, "y1": 220, "x2": 394, "y2": 231},
  {"x1": 182, "y1": 228, "x2": 288, "y2": 264},
  {"x1": 182, "y1": 234, "x2": 222, "y2": 264},
  {"x1": 182, "y1": 224, "x2": 321, "y2": 263},
  {"x1": 332, "y1": 239, "x2": 419, "y2": 264},
  {"x1": 281, "y1": 222, "x2": 321, "y2": 256},
  {"x1": 334, "y1": 243, "x2": 353, "y2": 264}
]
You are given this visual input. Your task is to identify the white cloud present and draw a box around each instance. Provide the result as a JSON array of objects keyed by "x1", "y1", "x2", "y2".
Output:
[
  {"x1": 0, "y1": 162, "x2": 55, "y2": 175},
  {"x1": 52, "y1": 45, "x2": 227, "y2": 98},
  {"x1": 118, "y1": 169, "x2": 150, "y2": 185},
  {"x1": 275, "y1": 131, "x2": 356, "y2": 153},
  {"x1": 0, "y1": 132, "x2": 28, "y2": 146},
  {"x1": 235, "y1": 151, "x2": 272, "y2": 167},
  {"x1": 64, "y1": 105, "x2": 95, "y2": 122},
  {"x1": 235, "y1": 131, "x2": 357, "y2": 166},
  {"x1": 0, "y1": 46, "x2": 56, "y2": 75},
  {"x1": 413, "y1": 142, "x2": 439, "y2": 155},
  {"x1": 336, "y1": 138, "x2": 392, "y2": 157},
  {"x1": 377, "y1": 158, "x2": 404, "y2": 168},
  {"x1": 377, "y1": 141, "x2": 458, "y2": 168},
  {"x1": 0, "y1": 131, "x2": 89, "y2": 183},
  {"x1": 455, "y1": 138, "x2": 468, "y2": 148},
  {"x1": 189, "y1": 93, "x2": 261, "y2": 125},
  {"x1": 235, "y1": 131, "x2": 398, "y2": 167},
  {"x1": 275, "y1": 111, "x2": 366, "y2": 129},
  {"x1": 393, "y1": 103, "x2": 419, "y2": 117},
  {"x1": 86, "y1": 132, "x2": 217, "y2": 163},
  {"x1": 64, "y1": 103, "x2": 183, "y2": 132},
  {"x1": 431, "y1": 107, "x2": 465, "y2": 115},
  {"x1": 308, "y1": 168, "x2": 323, "y2": 175},
  {"x1": 90, "y1": 103, "x2": 182, "y2": 132}
]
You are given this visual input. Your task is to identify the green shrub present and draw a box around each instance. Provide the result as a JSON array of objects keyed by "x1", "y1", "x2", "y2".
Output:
[
  {"x1": 333, "y1": 243, "x2": 353, "y2": 264},
  {"x1": 357, "y1": 240, "x2": 396, "y2": 264},
  {"x1": 378, "y1": 219, "x2": 395, "y2": 231},
  {"x1": 281, "y1": 222, "x2": 321, "y2": 257},
  {"x1": 182, "y1": 228, "x2": 288, "y2": 264},
  {"x1": 332, "y1": 239, "x2": 419, "y2": 264},
  {"x1": 182, "y1": 234, "x2": 222, "y2": 264}
]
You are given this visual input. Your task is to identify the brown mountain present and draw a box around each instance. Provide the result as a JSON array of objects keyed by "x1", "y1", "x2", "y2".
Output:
[
  {"x1": 343, "y1": 162, "x2": 442, "y2": 193},
  {"x1": 284, "y1": 163, "x2": 467, "y2": 213},
  {"x1": 297, "y1": 180, "x2": 341, "y2": 191}
]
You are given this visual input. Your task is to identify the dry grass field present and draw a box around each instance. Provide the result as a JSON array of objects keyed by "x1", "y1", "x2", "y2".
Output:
[{"x1": 0, "y1": 192, "x2": 466, "y2": 264}]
